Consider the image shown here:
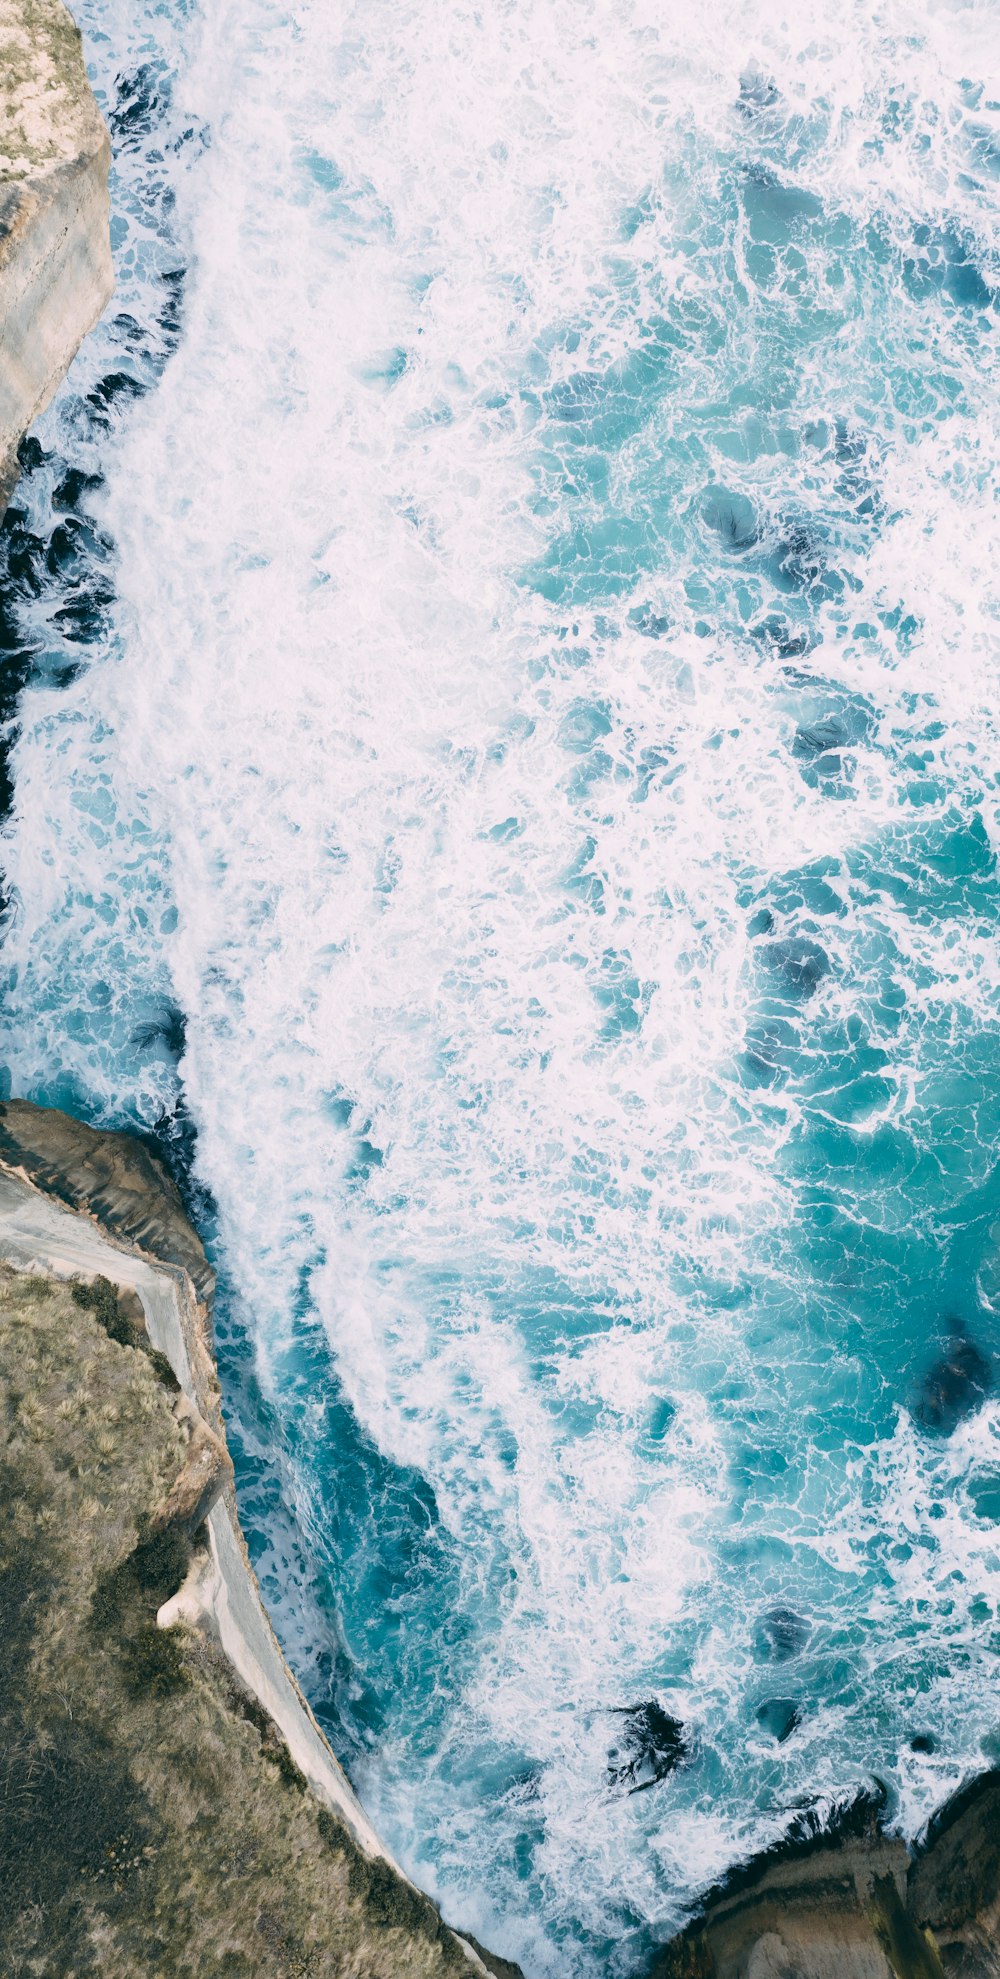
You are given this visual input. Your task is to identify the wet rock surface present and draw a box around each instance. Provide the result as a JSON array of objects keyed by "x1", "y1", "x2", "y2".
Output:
[
  {"x1": 608, "y1": 1702, "x2": 688, "y2": 1794},
  {"x1": 0, "y1": 1260, "x2": 502, "y2": 1977},
  {"x1": 0, "y1": 1105, "x2": 521, "y2": 1979}
]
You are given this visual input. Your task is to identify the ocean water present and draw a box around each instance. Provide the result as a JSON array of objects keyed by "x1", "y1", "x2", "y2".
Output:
[{"x1": 4, "y1": 0, "x2": 1000, "y2": 1970}]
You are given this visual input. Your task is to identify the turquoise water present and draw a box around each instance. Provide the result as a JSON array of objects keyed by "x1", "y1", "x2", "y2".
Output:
[{"x1": 4, "y1": 1, "x2": 1000, "y2": 1972}]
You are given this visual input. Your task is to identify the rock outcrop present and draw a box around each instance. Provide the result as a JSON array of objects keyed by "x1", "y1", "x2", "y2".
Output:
[
  {"x1": 0, "y1": 1098, "x2": 214, "y2": 1303},
  {"x1": 652, "y1": 1781, "x2": 1000, "y2": 1978},
  {"x1": 0, "y1": 0, "x2": 113, "y2": 509}
]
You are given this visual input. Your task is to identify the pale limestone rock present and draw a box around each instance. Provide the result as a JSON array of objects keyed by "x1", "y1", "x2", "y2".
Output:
[{"x1": 0, "y1": 0, "x2": 113, "y2": 506}]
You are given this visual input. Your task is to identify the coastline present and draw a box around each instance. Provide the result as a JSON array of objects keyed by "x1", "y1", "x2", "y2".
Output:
[
  {"x1": 0, "y1": 1100, "x2": 514, "y2": 1978},
  {"x1": 4, "y1": 2, "x2": 1000, "y2": 1971}
]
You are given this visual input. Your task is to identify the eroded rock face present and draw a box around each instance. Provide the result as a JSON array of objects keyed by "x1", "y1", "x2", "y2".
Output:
[
  {"x1": 0, "y1": 1098, "x2": 214, "y2": 1302},
  {"x1": 653, "y1": 1775, "x2": 1000, "y2": 1978},
  {"x1": 0, "y1": 0, "x2": 113, "y2": 508}
]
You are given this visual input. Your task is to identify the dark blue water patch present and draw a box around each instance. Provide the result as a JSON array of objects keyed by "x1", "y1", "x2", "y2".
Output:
[
  {"x1": 130, "y1": 999, "x2": 187, "y2": 1060},
  {"x1": 752, "y1": 617, "x2": 815, "y2": 662},
  {"x1": 627, "y1": 604, "x2": 670, "y2": 639},
  {"x1": 211, "y1": 1301, "x2": 385, "y2": 1760},
  {"x1": 157, "y1": 268, "x2": 187, "y2": 353},
  {"x1": 785, "y1": 681, "x2": 876, "y2": 795},
  {"x1": 645, "y1": 1395, "x2": 676, "y2": 1444},
  {"x1": 0, "y1": 187, "x2": 194, "y2": 805},
  {"x1": 737, "y1": 67, "x2": 780, "y2": 118},
  {"x1": 320, "y1": 1087, "x2": 390, "y2": 1189},
  {"x1": 85, "y1": 369, "x2": 149, "y2": 423},
  {"x1": 747, "y1": 855, "x2": 846, "y2": 928},
  {"x1": 345, "y1": 1134, "x2": 385, "y2": 1188},
  {"x1": 700, "y1": 485, "x2": 759, "y2": 552},
  {"x1": 0, "y1": 462, "x2": 49, "y2": 824},
  {"x1": 738, "y1": 1017, "x2": 799, "y2": 1091},
  {"x1": 52, "y1": 466, "x2": 105, "y2": 513},
  {"x1": 766, "y1": 521, "x2": 839, "y2": 600},
  {"x1": 969, "y1": 1476, "x2": 1000, "y2": 1523},
  {"x1": 850, "y1": 810, "x2": 997, "y2": 924},
  {"x1": 107, "y1": 61, "x2": 174, "y2": 149},
  {"x1": 793, "y1": 716, "x2": 847, "y2": 778}
]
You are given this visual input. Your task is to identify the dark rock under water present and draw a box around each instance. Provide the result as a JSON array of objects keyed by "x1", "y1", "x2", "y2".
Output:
[
  {"x1": 607, "y1": 1702, "x2": 687, "y2": 1794},
  {"x1": 755, "y1": 1605, "x2": 810, "y2": 1663},
  {"x1": 759, "y1": 936, "x2": 829, "y2": 999},
  {"x1": 755, "y1": 1697, "x2": 801, "y2": 1744},
  {"x1": 911, "y1": 1327, "x2": 992, "y2": 1434}
]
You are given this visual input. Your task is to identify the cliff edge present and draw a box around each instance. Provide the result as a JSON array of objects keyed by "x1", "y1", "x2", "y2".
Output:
[
  {"x1": 0, "y1": 0, "x2": 113, "y2": 509},
  {"x1": 0, "y1": 1100, "x2": 520, "y2": 1977}
]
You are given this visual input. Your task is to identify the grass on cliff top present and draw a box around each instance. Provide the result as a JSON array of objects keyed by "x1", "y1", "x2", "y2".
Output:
[{"x1": 0, "y1": 1263, "x2": 471, "y2": 1979}]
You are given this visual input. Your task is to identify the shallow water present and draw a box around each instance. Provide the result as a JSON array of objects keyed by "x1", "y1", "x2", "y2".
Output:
[{"x1": 4, "y1": 0, "x2": 1000, "y2": 1971}]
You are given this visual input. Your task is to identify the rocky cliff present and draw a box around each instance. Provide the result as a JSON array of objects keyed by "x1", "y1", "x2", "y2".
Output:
[
  {"x1": 0, "y1": 0, "x2": 113, "y2": 509},
  {"x1": 652, "y1": 1780, "x2": 1000, "y2": 1977},
  {"x1": 0, "y1": 1099, "x2": 519, "y2": 1977}
]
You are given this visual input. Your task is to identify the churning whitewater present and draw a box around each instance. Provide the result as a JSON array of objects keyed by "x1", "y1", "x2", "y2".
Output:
[{"x1": 4, "y1": 0, "x2": 1000, "y2": 1971}]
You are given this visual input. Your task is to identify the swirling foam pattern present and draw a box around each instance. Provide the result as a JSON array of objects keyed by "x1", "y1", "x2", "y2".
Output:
[{"x1": 3, "y1": 0, "x2": 1000, "y2": 1971}]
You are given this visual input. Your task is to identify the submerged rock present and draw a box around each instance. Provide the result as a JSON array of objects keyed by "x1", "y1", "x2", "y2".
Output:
[
  {"x1": 760, "y1": 936, "x2": 829, "y2": 999},
  {"x1": 911, "y1": 1326, "x2": 992, "y2": 1434},
  {"x1": 0, "y1": 1097, "x2": 214, "y2": 1307},
  {"x1": 755, "y1": 1698, "x2": 801, "y2": 1744},
  {"x1": 755, "y1": 1606, "x2": 810, "y2": 1663},
  {"x1": 607, "y1": 1701, "x2": 687, "y2": 1794},
  {"x1": 701, "y1": 485, "x2": 759, "y2": 551}
]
